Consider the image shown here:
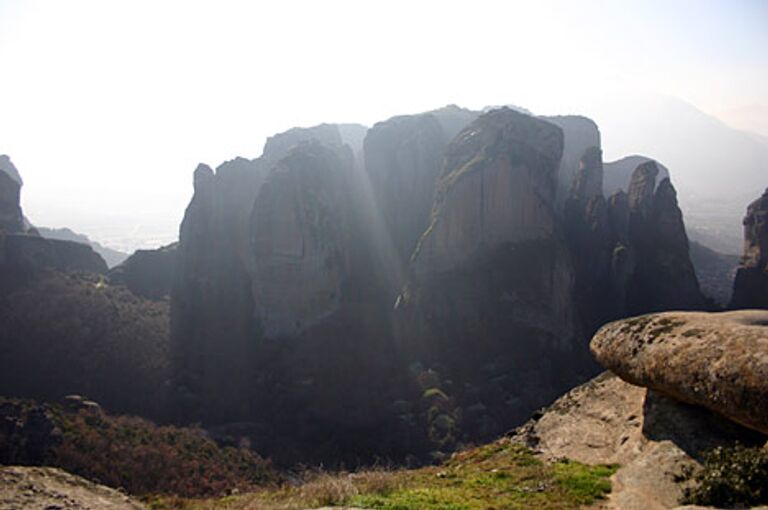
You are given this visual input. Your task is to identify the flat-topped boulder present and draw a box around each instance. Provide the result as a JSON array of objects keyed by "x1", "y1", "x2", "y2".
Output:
[{"x1": 591, "y1": 310, "x2": 768, "y2": 434}]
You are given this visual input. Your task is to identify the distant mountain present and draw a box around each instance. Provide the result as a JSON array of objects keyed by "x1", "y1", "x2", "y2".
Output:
[
  {"x1": 718, "y1": 104, "x2": 768, "y2": 139},
  {"x1": 37, "y1": 227, "x2": 128, "y2": 268},
  {"x1": 587, "y1": 93, "x2": 768, "y2": 255}
]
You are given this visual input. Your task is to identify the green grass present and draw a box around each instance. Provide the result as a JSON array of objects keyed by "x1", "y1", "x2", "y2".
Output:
[
  {"x1": 148, "y1": 438, "x2": 618, "y2": 510},
  {"x1": 349, "y1": 441, "x2": 617, "y2": 510}
]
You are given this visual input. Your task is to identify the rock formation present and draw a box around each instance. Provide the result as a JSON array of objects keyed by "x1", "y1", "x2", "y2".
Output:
[
  {"x1": 250, "y1": 142, "x2": 354, "y2": 338},
  {"x1": 0, "y1": 155, "x2": 25, "y2": 234},
  {"x1": 397, "y1": 108, "x2": 587, "y2": 438},
  {"x1": 591, "y1": 310, "x2": 768, "y2": 434},
  {"x1": 108, "y1": 243, "x2": 176, "y2": 300},
  {"x1": 564, "y1": 154, "x2": 705, "y2": 332},
  {"x1": 730, "y1": 188, "x2": 768, "y2": 309},
  {"x1": 603, "y1": 154, "x2": 670, "y2": 197},
  {"x1": 363, "y1": 112, "x2": 450, "y2": 294},
  {"x1": 168, "y1": 106, "x2": 710, "y2": 463}
]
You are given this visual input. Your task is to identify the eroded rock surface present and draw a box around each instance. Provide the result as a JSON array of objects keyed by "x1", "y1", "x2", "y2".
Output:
[
  {"x1": 510, "y1": 372, "x2": 766, "y2": 510},
  {"x1": 591, "y1": 310, "x2": 768, "y2": 434},
  {"x1": 0, "y1": 466, "x2": 146, "y2": 510}
]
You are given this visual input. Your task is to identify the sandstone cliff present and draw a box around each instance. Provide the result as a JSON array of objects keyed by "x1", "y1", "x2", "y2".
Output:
[
  {"x1": 730, "y1": 188, "x2": 768, "y2": 309},
  {"x1": 398, "y1": 108, "x2": 586, "y2": 440},
  {"x1": 250, "y1": 142, "x2": 354, "y2": 338},
  {"x1": 363, "y1": 112, "x2": 449, "y2": 294}
]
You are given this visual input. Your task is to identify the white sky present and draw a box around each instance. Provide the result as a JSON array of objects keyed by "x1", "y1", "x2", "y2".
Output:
[{"x1": 1, "y1": 0, "x2": 767, "y2": 250}]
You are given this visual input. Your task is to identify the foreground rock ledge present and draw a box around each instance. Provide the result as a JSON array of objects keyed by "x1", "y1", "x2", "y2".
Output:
[
  {"x1": 591, "y1": 310, "x2": 768, "y2": 435},
  {"x1": 0, "y1": 466, "x2": 146, "y2": 510}
]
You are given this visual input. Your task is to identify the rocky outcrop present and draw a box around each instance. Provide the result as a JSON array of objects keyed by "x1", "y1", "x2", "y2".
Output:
[
  {"x1": 0, "y1": 466, "x2": 146, "y2": 510},
  {"x1": 730, "y1": 188, "x2": 768, "y2": 309},
  {"x1": 510, "y1": 372, "x2": 766, "y2": 510},
  {"x1": 108, "y1": 243, "x2": 177, "y2": 300},
  {"x1": 603, "y1": 155, "x2": 670, "y2": 197},
  {"x1": 591, "y1": 310, "x2": 768, "y2": 435},
  {"x1": 0, "y1": 156, "x2": 24, "y2": 234},
  {"x1": 564, "y1": 155, "x2": 705, "y2": 333}
]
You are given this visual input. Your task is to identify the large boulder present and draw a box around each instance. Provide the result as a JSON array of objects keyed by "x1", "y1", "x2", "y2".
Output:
[
  {"x1": 730, "y1": 188, "x2": 768, "y2": 309},
  {"x1": 510, "y1": 372, "x2": 766, "y2": 510},
  {"x1": 591, "y1": 310, "x2": 768, "y2": 435}
]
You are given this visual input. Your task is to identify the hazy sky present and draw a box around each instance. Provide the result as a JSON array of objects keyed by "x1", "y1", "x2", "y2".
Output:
[{"x1": 1, "y1": 0, "x2": 766, "y2": 250}]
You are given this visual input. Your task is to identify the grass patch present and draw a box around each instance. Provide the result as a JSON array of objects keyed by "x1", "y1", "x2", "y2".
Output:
[{"x1": 149, "y1": 438, "x2": 617, "y2": 510}]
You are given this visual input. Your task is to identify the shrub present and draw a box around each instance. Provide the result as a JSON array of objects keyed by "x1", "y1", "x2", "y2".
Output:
[
  {"x1": 681, "y1": 444, "x2": 768, "y2": 507},
  {"x1": 52, "y1": 409, "x2": 277, "y2": 497}
]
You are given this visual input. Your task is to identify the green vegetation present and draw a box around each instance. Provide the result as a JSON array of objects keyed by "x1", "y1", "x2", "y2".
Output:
[
  {"x1": 0, "y1": 398, "x2": 276, "y2": 498},
  {"x1": 148, "y1": 439, "x2": 617, "y2": 510},
  {"x1": 680, "y1": 444, "x2": 768, "y2": 507}
]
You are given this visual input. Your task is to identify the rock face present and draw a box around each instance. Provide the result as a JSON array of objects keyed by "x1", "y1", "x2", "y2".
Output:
[
  {"x1": 250, "y1": 142, "x2": 354, "y2": 338},
  {"x1": 0, "y1": 155, "x2": 25, "y2": 234},
  {"x1": 108, "y1": 243, "x2": 177, "y2": 300},
  {"x1": 0, "y1": 466, "x2": 146, "y2": 510},
  {"x1": 171, "y1": 158, "x2": 266, "y2": 424},
  {"x1": 510, "y1": 372, "x2": 766, "y2": 510},
  {"x1": 363, "y1": 113, "x2": 450, "y2": 294},
  {"x1": 591, "y1": 310, "x2": 768, "y2": 435},
  {"x1": 730, "y1": 188, "x2": 768, "y2": 309}
]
